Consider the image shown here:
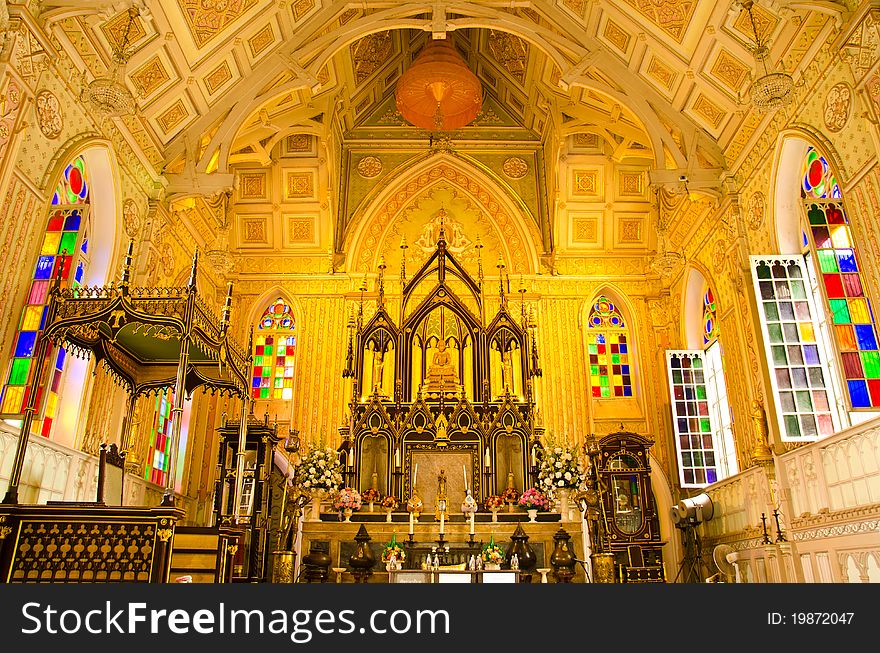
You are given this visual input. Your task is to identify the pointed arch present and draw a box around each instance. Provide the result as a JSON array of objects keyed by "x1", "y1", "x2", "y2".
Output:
[
  {"x1": 247, "y1": 289, "x2": 301, "y2": 403},
  {"x1": 583, "y1": 286, "x2": 638, "y2": 399},
  {"x1": 345, "y1": 153, "x2": 542, "y2": 274},
  {"x1": 681, "y1": 263, "x2": 720, "y2": 350}
]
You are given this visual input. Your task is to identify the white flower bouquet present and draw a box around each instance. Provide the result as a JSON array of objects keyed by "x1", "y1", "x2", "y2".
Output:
[
  {"x1": 537, "y1": 437, "x2": 586, "y2": 497},
  {"x1": 295, "y1": 445, "x2": 343, "y2": 494}
]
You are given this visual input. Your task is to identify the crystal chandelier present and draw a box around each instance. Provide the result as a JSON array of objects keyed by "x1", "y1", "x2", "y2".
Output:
[
  {"x1": 741, "y1": 0, "x2": 793, "y2": 112},
  {"x1": 649, "y1": 187, "x2": 685, "y2": 279},
  {"x1": 84, "y1": 7, "x2": 139, "y2": 118}
]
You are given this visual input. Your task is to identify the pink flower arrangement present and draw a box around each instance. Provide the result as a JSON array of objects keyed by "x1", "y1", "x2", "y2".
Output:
[
  {"x1": 518, "y1": 487, "x2": 550, "y2": 511},
  {"x1": 484, "y1": 494, "x2": 504, "y2": 510},
  {"x1": 332, "y1": 487, "x2": 362, "y2": 512},
  {"x1": 362, "y1": 488, "x2": 381, "y2": 504}
]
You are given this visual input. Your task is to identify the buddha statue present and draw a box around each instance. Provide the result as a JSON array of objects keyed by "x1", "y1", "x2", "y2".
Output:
[{"x1": 425, "y1": 340, "x2": 457, "y2": 389}]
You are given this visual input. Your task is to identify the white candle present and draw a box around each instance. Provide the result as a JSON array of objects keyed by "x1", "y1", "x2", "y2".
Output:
[
  {"x1": 463, "y1": 464, "x2": 468, "y2": 491},
  {"x1": 440, "y1": 511, "x2": 445, "y2": 534},
  {"x1": 409, "y1": 510, "x2": 414, "y2": 535},
  {"x1": 413, "y1": 463, "x2": 418, "y2": 488},
  {"x1": 348, "y1": 448, "x2": 354, "y2": 468},
  {"x1": 469, "y1": 510, "x2": 475, "y2": 535},
  {"x1": 485, "y1": 447, "x2": 491, "y2": 469},
  {"x1": 395, "y1": 447, "x2": 401, "y2": 468},
  {"x1": 531, "y1": 446, "x2": 537, "y2": 468}
]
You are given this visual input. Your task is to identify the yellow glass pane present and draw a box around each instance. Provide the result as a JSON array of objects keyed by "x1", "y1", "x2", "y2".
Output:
[
  {"x1": 22, "y1": 305, "x2": 43, "y2": 330},
  {"x1": 45, "y1": 392, "x2": 58, "y2": 418},
  {"x1": 1, "y1": 386, "x2": 24, "y2": 413},
  {"x1": 282, "y1": 388, "x2": 293, "y2": 400},
  {"x1": 41, "y1": 233, "x2": 61, "y2": 255},
  {"x1": 612, "y1": 376, "x2": 622, "y2": 385},
  {"x1": 273, "y1": 389, "x2": 282, "y2": 399},
  {"x1": 849, "y1": 298, "x2": 871, "y2": 323},
  {"x1": 830, "y1": 225, "x2": 851, "y2": 248},
  {"x1": 284, "y1": 379, "x2": 293, "y2": 387},
  {"x1": 275, "y1": 366, "x2": 284, "y2": 377},
  {"x1": 590, "y1": 376, "x2": 600, "y2": 386},
  {"x1": 285, "y1": 356, "x2": 295, "y2": 366},
  {"x1": 256, "y1": 335, "x2": 266, "y2": 345},
  {"x1": 798, "y1": 322, "x2": 815, "y2": 342}
]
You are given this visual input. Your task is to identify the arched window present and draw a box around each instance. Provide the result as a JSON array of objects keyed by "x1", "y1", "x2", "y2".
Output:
[
  {"x1": 0, "y1": 156, "x2": 91, "y2": 436},
  {"x1": 667, "y1": 276, "x2": 738, "y2": 487},
  {"x1": 587, "y1": 295, "x2": 632, "y2": 398},
  {"x1": 252, "y1": 298, "x2": 297, "y2": 400},
  {"x1": 801, "y1": 148, "x2": 880, "y2": 409}
]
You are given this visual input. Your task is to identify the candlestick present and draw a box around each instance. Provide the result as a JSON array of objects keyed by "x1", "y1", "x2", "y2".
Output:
[
  {"x1": 485, "y1": 447, "x2": 490, "y2": 469},
  {"x1": 409, "y1": 510, "x2": 414, "y2": 535},
  {"x1": 395, "y1": 447, "x2": 401, "y2": 468},
  {"x1": 348, "y1": 447, "x2": 354, "y2": 468},
  {"x1": 469, "y1": 510, "x2": 474, "y2": 535}
]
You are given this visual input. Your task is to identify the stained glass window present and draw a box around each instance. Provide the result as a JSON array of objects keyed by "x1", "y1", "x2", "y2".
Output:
[
  {"x1": 751, "y1": 257, "x2": 838, "y2": 440},
  {"x1": 252, "y1": 298, "x2": 296, "y2": 400},
  {"x1": 802, "y1": 147, "x2": 880, "y2": 409},
  {"x1": 587, "y1": 295, "x2": 632, "y2": 398},
  {"x1": 703, "y1": 286, "x2": 718, "y2": 346},
  {"x1": 0, "y1": 157, "x2": 90, "y2": 434},
  {"x1": 146, "y1": 391, "x2": 174, "y2": 486},
  {"x1": 667, "y1": 352, "x2": 717, "y2": 486}
]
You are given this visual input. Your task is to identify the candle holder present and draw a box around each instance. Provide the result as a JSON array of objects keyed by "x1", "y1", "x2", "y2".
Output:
[
  {"x1": 772, "y1": 508, "x2": 787, "y2": 543},
  {"x1": 760, "y1": 512, "x2": 771, "y2": 545},
  {"x1": 483, "y1": 469, "x2": 493, "y2": 498},
  {"x1": 392, "y1": 469, "x2": 404, "y2": 500},
  {"x1": 529, "y1": 464, "x2": 539, "y2": 488}
]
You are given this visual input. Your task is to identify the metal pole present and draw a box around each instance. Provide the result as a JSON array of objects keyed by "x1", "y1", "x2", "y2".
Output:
[
  {"x1": 162, "y1": 336, "x2": 189, "y2": 506},
  {"x1": 233, "y1": 395, "x2": 250, "y2": 522}
]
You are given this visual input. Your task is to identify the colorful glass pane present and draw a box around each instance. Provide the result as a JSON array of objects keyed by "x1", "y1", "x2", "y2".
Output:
[
  {"x1": 587, "y1": 296, "x2": 632, "y2": 398},
  {"x1": 51, "y1": 156, "x2": 90, "y2": 206},
  {"x1": 0, "y1": 200, "x2": 87, "y2": 427},
  {"x1": 802, "y1": 147, "x2": 880, "y2": 409},
  {"x1": 251, "y1": 298, "x2": 296, "y2": 400},
  {"x1": 752, "y1": 258, "x2": 835, "y2": 440},
  {"x1": 703, "y1": 286, "x2": 718, "y2": 346},
  {"x1": 145, "y1": 392, "x2": 174, "y2": 486}
]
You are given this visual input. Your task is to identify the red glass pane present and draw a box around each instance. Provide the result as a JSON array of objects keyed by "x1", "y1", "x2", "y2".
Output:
[
  {"x1": 842, "y1": 274, "x2": 863, "y2": 297},
  {"x1": 841, "y1": 352, "x2": 864, "y2": 379},
  {"x1": 823, "y1": 274, "x2": 845, "y2": 298},
  {"x1": 808, "y1": 159, "x2": 824, "y2": 188},
  {"x1": 868, "y1": 379, "x2": 880, "y2": 407}
]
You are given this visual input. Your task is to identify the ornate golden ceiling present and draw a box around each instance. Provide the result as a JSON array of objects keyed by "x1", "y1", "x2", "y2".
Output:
[{"x1": 41, "y1": 0, "x2": 843, "y2": 257}]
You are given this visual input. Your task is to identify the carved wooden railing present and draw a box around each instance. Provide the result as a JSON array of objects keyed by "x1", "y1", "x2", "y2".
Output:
[{"x1": 0, "y1": 504, "x2": 185, "y2": 583}]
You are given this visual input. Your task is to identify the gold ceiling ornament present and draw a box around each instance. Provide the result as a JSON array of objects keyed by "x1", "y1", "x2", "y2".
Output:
[
  {"x1": 83, "y1": 6, "x2": 140, "y2": 118},
  {"x1": 395, "y1": 38, "x2": 483, "y2": 133},
  {"x1": 649, "y1": 185, "x2": 686, "y2": 279},
  {"x1": 739, "y1": 0, "x2": 793, "y2": 112}
]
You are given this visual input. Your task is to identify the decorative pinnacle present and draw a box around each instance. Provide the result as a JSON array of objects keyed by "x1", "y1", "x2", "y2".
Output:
[
  {"x1": 188, "y1": 247, "x2": 199, "y2": 290},
  {"x1": 220, "y1": 281, "x2": 233, "y2": 333},
  {"x1": 400, "y1": 235, "x2": 409, "y2": 284},
  {"x1": 120, "y1": 239, "x2": 135, "y2": 294}
]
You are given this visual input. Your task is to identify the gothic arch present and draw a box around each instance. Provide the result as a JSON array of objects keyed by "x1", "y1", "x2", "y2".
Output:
[
  {"x1": 246, "y1": 287, "x2": 303, "y2": 334},
  {"x1": 344, "y1": 153, "x2": 542, "y2": 274},
  {"x1": 581, "y1": 285, "x2": 642, "y2": 401},
  {"x1": 770, "y1": 127, "x2": 846, "y2": 255},
  {"x1": 681, "y1": 263, "x2": 720, "y2": 350}
]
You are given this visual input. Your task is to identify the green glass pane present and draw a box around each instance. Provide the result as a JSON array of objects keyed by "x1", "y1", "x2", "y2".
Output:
[
  {"x1": 58, "y1": 231, "x2": 77, "y2": 255},
  {"x1": 611, "y1": 354, "x2": 620, "y2": 364},
  {"x1": 588, "y1": 344, "x2": 597, "y2": 354},
  {"x1": 601, "y1": 376, "x2": 610, "y2": 387},
  {"x1": 756, "y1": 264, "x2": 771, "y2": 279},
  {"x1": 768, "y1": 323, "x2": 783, "y2": 343},
  {"x1": 9, "y1": 358, "x2": 30, "y2": 385},
  {"x1": 696, "y1": 385, "x2": 707, "y2": 400},
  {"x1": 260, "y1": 388, "x2": 270, "y2": 399},
  {"x1": 807, "y1": 205, "x2": 827, "y2": 226},
  {"x1": 700, "y1": 418, "x2": 711, "y2": 433},
  {"x1": 254, "y1": 355, "x2": 263, "y2": 366},
  {"x1": 772, "y1": 346, "x2": 788, "y2": 365},
  {"x1": 817, "y1": 250, "x2": 839, "y2": 273},
  {"x1": 601, "y1": 387, "x2": 610, "y2": 398},
  {"x1": 274, "y1": 378, "x2": 283, "y2": 388},
  {"x1": 790, "y1": 280, "x2": 807, "y2": 300},
  {"x1": 829, "y1": 299, "x2": 851, "y2": 325},
  {"x1": 764, "y1": 303, "x2": 779, "y2": 321},
  {"x1": 672, "y1": 370, "x2": 682, "y2": 384},
  {"x1": 264, "y1": 345, "x2": 274, "y2": 356},
  {"x1": 262, "y1": 367, "x2": 271, "y2": 376},
  {"x1": 795, "y1": 391, "x2": 813, "y2": 411},
  {"x1": 861, "y1": 351, "x2": 880, "y2": 378},
  {"x1": 784, "y1": 415, "x2": 801, "y2": 438}
]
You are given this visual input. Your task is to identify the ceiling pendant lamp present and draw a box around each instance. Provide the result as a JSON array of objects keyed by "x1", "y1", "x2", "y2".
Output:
[{"x1": 395, "y1": 38, "x2": 483, "y2": 132}]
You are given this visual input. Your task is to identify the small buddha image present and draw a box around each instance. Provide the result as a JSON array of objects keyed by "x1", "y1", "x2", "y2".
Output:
[{"x1": 425, "y1": 340, "x2": 457, "y2": 389}]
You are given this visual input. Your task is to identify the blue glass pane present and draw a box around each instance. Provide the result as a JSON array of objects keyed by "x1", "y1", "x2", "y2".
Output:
[
  {"x1": 39, "y1": 305, "x2": 48, "y2": 330},
  {"x1": 706, "y1": 469, "x2": 718, "y2": 484},
  {"x1": 803, "y1": 345, "x2": 820, "y2": 365},
  {"x1": 252, "y1": 378, "x2": 261, "y2": 388},
  {"x1": 855, "y1": 324, "x2": 878, "y2": 350},
  {"x1": 34, "y1": 255, "x2": 55, "y2": 280},
  {"x1": 595, "y1": 334, "x2": 606, "y2": 344},
  {"x1": 619, "y1": 344, "x2": 628, "y2": 354},
  {"x1": 848, "y1": 380, "x2": 871, "y2": 408},
  {"x1": 837, "y1": 250, "x2": 858, "y2": 273},
  {"x1": 14, "y1": 332, "x2": 37, "y2": 358},
  {"x1": 63, "y1": 211, "x2": 82, "y2": 232},
  {"x1": 55, "y1": 347, "x2": 66, "y2": 369},
  {"x1": 623, "y1": 387, "x2": 633, "y2": 397},
  {"x1": 80, "y1": 238, "x2": 89, "y2": 254},
  {"x1": 621, "y1": 365, "x2": 630, "y2": 375}
]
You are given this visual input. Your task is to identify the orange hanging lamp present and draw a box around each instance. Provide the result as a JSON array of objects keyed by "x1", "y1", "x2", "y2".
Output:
[{"x1": 395, "y1": 38, "x2": 483, "y2": 132}]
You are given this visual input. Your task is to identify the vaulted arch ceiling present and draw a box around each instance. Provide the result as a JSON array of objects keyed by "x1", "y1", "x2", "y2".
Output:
[{"x1": 48, "y1": 0, "x2": 843, "y2": 196}]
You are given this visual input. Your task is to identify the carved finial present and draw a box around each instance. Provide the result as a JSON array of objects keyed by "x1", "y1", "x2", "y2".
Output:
[
  {"x1": 437, "y1": 207, "x2": 447, "y2": 244},
  {"x1": 377, "y1": 256, "x2": 387, "y2": 308},
  {"x1": 496, "y1": 254, "x2": 506, "y2": 308},
  {"x1": 220, "y1": 281, "x2": 233, "y2": 333}
]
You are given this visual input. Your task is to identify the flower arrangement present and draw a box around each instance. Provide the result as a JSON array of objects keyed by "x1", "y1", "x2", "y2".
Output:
[
  {"x1": 381, "y1": 495, "x2": 400, "y2": 510},
  {"x1": 500, "y1": 486, "x2": 520, "y2": 505},
  {"x1": 332, "y1": 487, "x2": 362, "y2": 512},
  {"x1": 362, "y1": 488, "x2": 381, "y2": 504},
  {"x1": 484, "y1": 494, "x2": 504, "y2": 511},
  {"x1": 295, "y1": 445, "x2": 344, "y2": 494},
  {"x1": 518, "y1": 487, "x2": 550, "y2": 511},
  {"x1": 381, "y1": 534, "x2": 406, "y2": 563},
  {"x1": 538, "y1": 437, "x2": 586, "y2": 495},
  {"x1": 481, "y1": 537, "x2": 505, "y2": 565}
]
